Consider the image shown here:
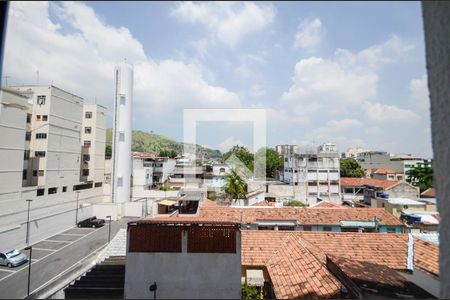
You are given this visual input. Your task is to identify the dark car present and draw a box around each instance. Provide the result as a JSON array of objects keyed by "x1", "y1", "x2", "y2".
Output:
[{"x1": 77, "y1": 216, "x2": 105, "y2": 228}]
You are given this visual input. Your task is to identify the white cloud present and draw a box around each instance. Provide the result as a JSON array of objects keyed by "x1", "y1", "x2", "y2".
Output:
[
  {"x1": 249, "y1": 84, "x2": 266, "y2": 98},
  {"x1": 4, "y1": 1, "x2": 240, "y2": 119},
  {"x1": 218, "y1": 136, "x2": 248, "y2": 152},
  {"x1": 409, "y1": 75, "x2": 429, "y2": 111},
  {"x1": 171, "y1": 1, "x2": 275, "y2": 47},
  {"x1": 363, "y1": 102, "x2": 420, "y2": 122},
  {"x1": 294, "y1": 18, "x2": 325, "y2": 50},
  {"x1": 282, "y1": 35, "x2": 414, "y2": 120}
]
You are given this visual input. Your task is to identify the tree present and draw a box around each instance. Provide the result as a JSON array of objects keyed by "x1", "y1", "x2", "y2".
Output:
[
  {"x1": 242, "y1": 283, "x2": 261, "y2": 300},
  {"x1": 284, "y1": 200, "x2": 306, "y2": 207},
  {"x1": 159, "y1": 185, "x2": 174, "y2": 191},
  {"x1": 224, "y1": 169, "x2": 247, "y2": 200},
  {"x1": 223, "y1": 145, "x2": 254, "y2": 172},
  {"x1": 340, "y1": 158, "x2": 365, "y2": 177},
  {"x1": 159, "y1": 149, "x2": 177, "y2": 158},
  {"x1": 255, "y1": 147, "x2": 284, "y2": 178},
  {"x1": 406, "y1": 164, "x2": 433, "y2": 192}
]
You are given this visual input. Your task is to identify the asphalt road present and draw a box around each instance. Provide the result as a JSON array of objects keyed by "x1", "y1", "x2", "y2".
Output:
[{"x1": 0, "y1": 218, "x2": 133, "y2": 299}]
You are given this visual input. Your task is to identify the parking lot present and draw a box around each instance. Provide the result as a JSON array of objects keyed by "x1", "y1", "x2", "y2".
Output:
[{"x1": 0, "y1": 226, "x2": 100, "y2": 281}]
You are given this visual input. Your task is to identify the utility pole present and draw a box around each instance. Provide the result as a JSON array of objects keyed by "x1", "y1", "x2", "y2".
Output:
[
  {"x1": 25, "y1": 246, "x2": 32, "y2": 297},
  {"x1": 75, "y1": 191, "x2": 80, "y2": 225},
  {"x1": 25, "y1": 199, "x2": 32, "y2": 245}
]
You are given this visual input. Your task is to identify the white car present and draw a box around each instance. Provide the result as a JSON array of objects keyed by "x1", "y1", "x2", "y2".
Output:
[{"x1": 0, "y1": 249, "x2": 28, "y2": 268}]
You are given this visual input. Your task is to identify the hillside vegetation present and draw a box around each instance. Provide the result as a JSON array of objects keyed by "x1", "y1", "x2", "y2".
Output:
[{"x1": 105, "y1": 129, "x2": 222, "y2": 159}]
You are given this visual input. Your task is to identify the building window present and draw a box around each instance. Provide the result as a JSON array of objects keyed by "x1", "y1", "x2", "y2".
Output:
[
  {"x1": 84, "y1": 127, "x2": 92, "y2": 134},
  {"x1": 323, "y1": 226, "x2": 332, "y2": 232},
  {"x1": 36, "y1": 189, "x2": 45, "y2": 196},
  {"x1": 37, "y1": 95, "x2": 46, "y2": 105},
  {"x1": 85, "y1": 112, "x2": 92, "y2": 118},
  {"x1": 94, "y1": 182, "x2": 103, "y2": 188},
  {"x1": 258, "y1": 226, "x2": 275, "y2": 230},
  {"x1": 82, "y1": 169, "x2": 89, "y2": 176},
  {"x1": 36, "y1": 133, "x2": 47, "y2": 139},
  {"x1": 24, "y1": 150, "x2": 30, "y2": 160},
  {"x1": 303, "y1": 225, "x2": 312, "y2": 231},
  {"x1": 32, "y1": 170, "x2": 37, "y2": 177},
  {"x1": 26, "y1": 114, "x2": 31, "y2": 123},
  {"x1": 83, "y1": 154, "x2": 90, "y2": 161},
  {"x1": 48, "y1": 187, "x2": 57, "y2": 194},
  {"x1": 84, "y1": 140, "x2": 91, "y2": 148},
  {"x1": 42, "y1": 115, "x2": 48, "y2": 121},
  {"x1": 36, "y1": 115, "x2": 41, "y2": 121},
  {"x1": 62, "y1": 186, "x2": 67, "y2": 192},
  {"x1": 278, "y1": 226, "x2": 295, "y2": 231},
  {"x1": 25, "y1": 132, "x2": 31, "y2": 141},
  {"x1": 38, "y1": 170, "x2": 44, "y2": 176},
  {"x1": 22, "y1": 170, "x2": 27, "y2": 180},
  {"x1": 386, "y1": 227, "x2": 396, "y2": 233},
  {"x1": 35, "y1": 151, "x2": 46, "y2": 157}
]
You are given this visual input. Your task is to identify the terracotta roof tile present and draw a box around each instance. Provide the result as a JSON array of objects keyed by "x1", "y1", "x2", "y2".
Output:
[
  {"x1": 421, "y1": 188, "x2": 436, "y2": 197},
  {"x1": 414, "y1": 238, "x2": 439, "y2": 277},
  {"x1": 309, "y1": 201, "x2": 349, "y2": 209},
  {"x1": 373, "y1": 168, "x2": 397, "y2": 174},
  {"x1": 340, "y1": 177, "x2": 400, "y2": 190}
]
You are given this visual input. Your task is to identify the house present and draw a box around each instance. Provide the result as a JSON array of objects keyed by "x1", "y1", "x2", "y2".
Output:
[
  {"x1": 421, "y1": 187, "x2": 436, "y2": 198},
  {"x1": 371, "y1": 197, "x2": 427, "y2": 218},
  {"x1": 340, "y1": 177, "x2": 420, "y2": 206},
  {"x1": 198, "y1": 204, "x2": 404, "y2": 233},
  {"x1": 125, "y1": 219, "x2": 242, "y2": 299},
  {"x1": 400, "y1": 210, "x2": 440, "y2": 233},
  {"x1": 371, "y1": 168, "x2": 404, "y2": 181}
]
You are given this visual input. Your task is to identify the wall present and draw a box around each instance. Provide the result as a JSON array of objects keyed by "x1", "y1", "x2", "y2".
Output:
[
  {"x1": 125, "y1": 231, "x2": 241, "y2": 299},
  {"x1": 388, "y1": 182, "x2": 420, "y2": 199}
]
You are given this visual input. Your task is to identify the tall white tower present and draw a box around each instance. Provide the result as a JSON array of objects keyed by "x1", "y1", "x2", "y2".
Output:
[{"x1": 111, "y1": 60, "x2": 133, "y2": 204}]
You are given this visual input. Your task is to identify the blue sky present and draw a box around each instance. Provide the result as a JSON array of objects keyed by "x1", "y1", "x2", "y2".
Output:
[{"x1": 3, "y1": 1, "x2": 431, "y2": 157}]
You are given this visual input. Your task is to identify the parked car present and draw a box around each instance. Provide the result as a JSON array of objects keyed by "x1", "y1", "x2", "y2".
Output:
[
  {"x1": 77, "y1": 216, "x2": 105, "y2": 228},
  {"x1": 0, "y1": 249, "x2": 28, "y2": 268}
]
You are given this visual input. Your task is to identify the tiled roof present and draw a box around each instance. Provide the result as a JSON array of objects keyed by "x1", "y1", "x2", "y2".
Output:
[
  {"x1": 421, "y1": 188, "x2": 436, "y2": 197},
  {"x1": 242, "y1": 231, "x2": 342, "y2": 299},
  {"x1": 340, "y1": 177, "x2": 400, "y2": 190},
  {"x1": 309, "y1": 201, "x2": 349, "y2": 209},
  {"x1": 414, "y1": 238, "x2": 439, "y2": 278},
  {"x1": 241, "y1": 231, "x2": 439, "y2": 299},
  {"x1": 373, "y1": 168, "x2": 397, "y2": 174},
  {"x1": 202, "y1": 199, "x2": 218, "y2": 207},
  {"x1": 198, "y1": 206, "x2": 403, "y2": 226}
]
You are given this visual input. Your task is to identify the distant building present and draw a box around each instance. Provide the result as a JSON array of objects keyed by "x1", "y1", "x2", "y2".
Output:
[
  {"x1": 371, "y1": 168, "x2": 404, "y2": 181},
  {"x1": 275, "y1": 144, "x2": 298, "y2": 156},
  {"x1": 282, "y1": 143, "x2": 340, "y2": 205},
  {"x1": 342, "y1": 147, "x2": 370, "y2": 159}
]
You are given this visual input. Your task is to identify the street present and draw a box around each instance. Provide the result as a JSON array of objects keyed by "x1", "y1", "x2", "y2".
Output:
[{"x1": 0, "y1": 218, "x2": 132, "y2": 299}]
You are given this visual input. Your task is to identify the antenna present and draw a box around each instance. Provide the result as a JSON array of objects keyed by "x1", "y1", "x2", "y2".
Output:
[
  {"x1": 36, "y1": 70, "x2": 39, "y2": 85},
  {"x1": 2, "y1": 75, "x2": 10, "y2": 86}
]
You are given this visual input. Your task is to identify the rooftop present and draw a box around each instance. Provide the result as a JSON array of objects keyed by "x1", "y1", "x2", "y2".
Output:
[
  {"x1": 386, "y1": 198, "x2": 425, "y2": 206},
  {"x1": 340, "y1": 177, "x2": 401, "y2": 190},
  {"x1": 421, "y1": 187, "x2": 436, "y2": 198},
  {"x1": 373, "y1": 167, "x2": 398, "y2": 174}
]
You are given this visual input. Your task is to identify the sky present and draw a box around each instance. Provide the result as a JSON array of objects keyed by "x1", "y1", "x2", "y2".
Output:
[{"x1": 3, "y1": 1, "x2": 432, "y2": 157}]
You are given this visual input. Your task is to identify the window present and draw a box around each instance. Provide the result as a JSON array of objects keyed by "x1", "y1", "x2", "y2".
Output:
[
  {"x1": 38, "y1": 170, "x2": 44, "y2": 176},
  {"x1": 386, "y1": 227, "x2": 396, "y2": 233},
  {"x1": 219, "y1": 167, "x2": 225, "y2": 173},
  {"x1": 258, "y1": 226, "x2": 275, "y2": 230},
  {"x1": 82, "y1": 169, "x2": 89, "y2": 176},
  {"x1": 26, "y1": 113, "x2": 31, "y2": 123},
  {"x1": 42, "y1": 115, "x2": 48, "y2": 121},
  {"x1": 62, "y1": 186, "x2": 67, "y2": 192},
  {"x1": 84, "y1": 140, "x2": 91, "y2": 148},
  {"x1": 323, "y1": 226, "x2": 332, "y2": 232},
  {"x1": 36, "y1": 188, "x2": 45, "y2": 196},
  {"x1": 403, "y1": 205, "x2": 409, "y2": 209},
  {"x1": 25, "y1": 132, "x2": 31, "y2": 141},
  {"x1": 35, "y1": 151, "x2": 46, "y2": 157},
  {"x1": 22, "y1": 170, "x2": 27, "y2": 180},
  {"x1": 319, "y1": 170, "x2": 328, "y2": 173},
  {"x1": 303, "y1": 225, "x2": 312, "y2": 231},
  {"x1": 37, "y1": 95, "x2": 46, "y2": 105},
  {"x1": 83, "y1": 154, "x2": 90, "y2": 161},
  {"x1": 32, "y1": 170, "x2": 37, "y2": 177},
  {"x1": 341, "y1": 227, "x2": 359, "y2": 232},
  {"x1": 36, "y1": 115, "x2": 41, "y2": 121},
  {"x1": 84, "y1": 126, "x2": 92, "y2": 134},
  {"x1": 85, "y1": 111, "x2": 92, "y2": 118},
  {"x1": 24, "y1": 150, "x2": 30, "y2": 160},
  {"x1": 120, "y1": 95, "x2": 126, "y2": 104},
  {"x1": 94, "y1": 182, "x2": 103, "y2": 188},
  {"x1": 48, "y1": 187, "x2": 57, "y2": 194},
  {"x1": 278, "y1": 226, "x2": 295, "y2": 231},
  {"x1": 35, "y1": 133, "x2": 47, "y2": 139}
]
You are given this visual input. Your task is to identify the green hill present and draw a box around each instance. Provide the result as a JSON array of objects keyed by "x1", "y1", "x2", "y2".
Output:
[{"x1": 105, "y1": 129, "x2": 222, "y2": 159}]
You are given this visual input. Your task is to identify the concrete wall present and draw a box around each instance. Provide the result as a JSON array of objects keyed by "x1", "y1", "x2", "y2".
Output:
[
  {"x1": 422, "y1": 4, "x2": 450, "y2": 296},
  {"x1": 125, "y1": 231, "x2": 241, "y2": 299},
  {"x1": 388, "y1": 182, "x2": 420, "y2": 199}
]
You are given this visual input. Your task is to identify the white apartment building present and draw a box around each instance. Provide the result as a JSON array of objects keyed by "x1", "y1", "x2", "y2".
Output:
[
  {"x1": 342, "y1": 147, "x2": 370, "y2": 159},
  {"x1": 282, "y1": 143, "x2": 341, "y2": 204},
  {"x1": 81, "y1": 104, "x2": 107, "y2": 185},
  {"x1": 0, "y1": 85, "x2": 107, "y2": 250},
  {"x1": 275, "y1": 144, "x2": 298, "y2": 157},
  {"x1": 0, "y1": 88, "x2": 31, "y2": 203}
]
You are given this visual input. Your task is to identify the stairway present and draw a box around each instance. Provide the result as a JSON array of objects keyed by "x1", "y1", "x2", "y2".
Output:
[{"x1": 64, "y1": 256, "x2": 125, "y2": 299}]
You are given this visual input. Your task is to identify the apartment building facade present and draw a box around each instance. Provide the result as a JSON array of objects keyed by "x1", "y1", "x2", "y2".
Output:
[{"x1": 282, "y1": 143, "x2": 341, "y2": 204}]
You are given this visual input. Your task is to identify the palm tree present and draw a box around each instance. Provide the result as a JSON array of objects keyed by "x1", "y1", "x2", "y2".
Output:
[{"x1": 224, "y1": 169, "x2": 247, "y2": 201}]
